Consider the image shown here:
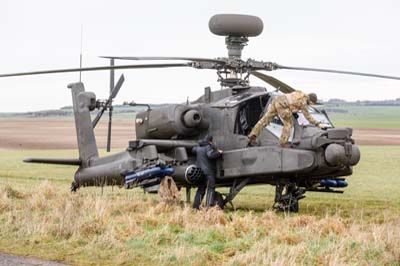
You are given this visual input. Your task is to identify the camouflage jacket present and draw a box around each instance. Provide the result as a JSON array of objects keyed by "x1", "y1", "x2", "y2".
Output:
[{"x1": 283, "y1": 91, "x2": 319, "y2": 125}]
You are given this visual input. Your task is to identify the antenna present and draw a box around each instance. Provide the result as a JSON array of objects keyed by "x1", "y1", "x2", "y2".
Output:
[{"x1": 79, "y1": 25, "x2": 83, "y2": 82}]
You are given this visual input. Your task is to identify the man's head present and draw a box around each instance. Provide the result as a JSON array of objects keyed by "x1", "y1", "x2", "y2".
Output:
[
  {"x1": 204, "y1": 134, "x2": 213, "y2": 143},
  {"x1": 307, "y1": 93, "x2": 318, "y2": 105},
  {"x1": 198, "y1": 134, "x2": 213, "y2": 146}
]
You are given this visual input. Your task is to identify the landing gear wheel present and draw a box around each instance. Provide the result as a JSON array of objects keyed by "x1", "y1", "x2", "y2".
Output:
[
  {"x1": 274, "y1": 194, "x2": 299, "y2": 212},
  {"x1": 273, "y1": 183, "x2": 305, "y2": 213},
  {"x1": 214, "y1": 191, "x2": 225, "y2": 209}
]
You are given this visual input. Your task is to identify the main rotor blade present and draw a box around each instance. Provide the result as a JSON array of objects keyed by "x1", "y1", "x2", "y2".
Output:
[
  {"x1": 100, "y1": 56, "x2": 225, "y2": 64},
  {"x1": 275, "y1": 64, "x2": 400, "y2": 81},
  {"x1": 250, "y1": 71, "x2": 296, "y2": 94},
  {"x1": 0, "y1": 63, "x2": 190, "y2": 78}
]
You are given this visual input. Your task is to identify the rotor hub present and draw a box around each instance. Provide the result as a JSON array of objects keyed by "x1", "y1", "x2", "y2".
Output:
[{"x1": 225, "y1": 36, "x2": 248, "y2": 59}]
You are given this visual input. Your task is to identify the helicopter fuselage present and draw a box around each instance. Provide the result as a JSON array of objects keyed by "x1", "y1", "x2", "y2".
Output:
[{"x1": 65, "y1": 83, "x2": 359, "y2": 198}]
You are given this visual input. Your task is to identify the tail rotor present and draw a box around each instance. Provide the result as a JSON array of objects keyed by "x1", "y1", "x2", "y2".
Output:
[{"x1": 92, "y1": 59, "x2": 125, "y2": 152}]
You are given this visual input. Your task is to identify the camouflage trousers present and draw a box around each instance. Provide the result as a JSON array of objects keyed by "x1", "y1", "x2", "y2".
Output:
[{"x1": 250, "y1": 96, "x2": 293, "y2": 145}]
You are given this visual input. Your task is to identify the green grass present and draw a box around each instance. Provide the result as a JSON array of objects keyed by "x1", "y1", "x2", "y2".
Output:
[
  {"x1": 0, "y1": 147, "x2": 400, "y2": 265},
  {"x1": 325, "y1": 105, "x2": 400, "y2": 128},
  {"x1": 1, "y1": 146, "x2": 399, "y2": 210},
  {"x1": 0, "y1": 149, "x2": 77, "y2": 186}
]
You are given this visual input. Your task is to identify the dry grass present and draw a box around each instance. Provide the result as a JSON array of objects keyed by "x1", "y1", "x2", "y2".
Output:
[
  {"x1": 0, "y1": 181, "x2": 399, "y2": 266},
  {"x1": 0, "y1": 146, "x2": 399, "y2": 265}
]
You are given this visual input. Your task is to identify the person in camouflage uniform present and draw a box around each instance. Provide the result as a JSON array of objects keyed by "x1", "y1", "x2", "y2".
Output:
[{"x1": 248, "y1": 91, "x2": 324, "y2": 147}]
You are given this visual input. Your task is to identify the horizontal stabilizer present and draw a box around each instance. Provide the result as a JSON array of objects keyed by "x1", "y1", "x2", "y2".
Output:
[{"x1": 24, "y1": 158, "x2": 82, "y2": 166}]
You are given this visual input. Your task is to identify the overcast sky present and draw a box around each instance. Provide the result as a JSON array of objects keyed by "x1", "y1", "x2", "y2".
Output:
[{"x1": 1, "y1": 0, "x2": 400, "y2": 112}]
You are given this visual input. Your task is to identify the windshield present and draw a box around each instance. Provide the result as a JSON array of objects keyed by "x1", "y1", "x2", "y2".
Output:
[{"x1": 297, "y1": 106, "x2": 333, "y2": 127}]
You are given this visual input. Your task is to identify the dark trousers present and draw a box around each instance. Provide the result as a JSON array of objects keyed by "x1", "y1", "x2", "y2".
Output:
[{"x1": 193, "y1": 174, "x2": 215, "y2": 209}]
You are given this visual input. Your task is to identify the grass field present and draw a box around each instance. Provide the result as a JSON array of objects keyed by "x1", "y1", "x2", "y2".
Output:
[
  {"x1": 2, "y1": 104, "x2": 400, "y2": 129},
  {"x1": 0, "y1": 146, "x2": 399, "y2": 265},
  {"x1": 326, "y1": 106, "x2": 400, "y2": 129}
]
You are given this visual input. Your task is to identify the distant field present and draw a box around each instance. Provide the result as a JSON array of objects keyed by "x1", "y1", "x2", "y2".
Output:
[
  {"x1": 0, "y1": 117, "x2": 135, "y2": 150},
  {"x1": 0, "y1": 146, "x2": 399, "y2": 265},
  {"x1": 326, "y1": 105, "x2": 400, "y2": 129},
  {"x1": 2, "y1": 104, "x2": 400, "y2": 129},
  {"x1": 1, "y1": 105, "x2": 400, "y2": 150}
]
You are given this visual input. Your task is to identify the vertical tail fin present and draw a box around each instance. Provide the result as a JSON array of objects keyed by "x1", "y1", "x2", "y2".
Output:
[{"x1": 68, "y1": 82, "x2": 99, "y2": 167}]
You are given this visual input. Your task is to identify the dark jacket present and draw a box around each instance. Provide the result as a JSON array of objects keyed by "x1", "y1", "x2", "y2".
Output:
[{"x1": 192, "y1": 138, "x2": 221, "y2": 176}]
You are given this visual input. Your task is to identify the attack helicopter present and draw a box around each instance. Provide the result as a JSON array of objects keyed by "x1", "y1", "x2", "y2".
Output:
[{"x1": 2, "y1": 14, "x2": 400, "y2": 212}]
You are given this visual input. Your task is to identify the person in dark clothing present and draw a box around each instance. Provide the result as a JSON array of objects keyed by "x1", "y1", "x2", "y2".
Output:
[{"x1": 192, "y1": 135, "x2": 223, "y2": 209}]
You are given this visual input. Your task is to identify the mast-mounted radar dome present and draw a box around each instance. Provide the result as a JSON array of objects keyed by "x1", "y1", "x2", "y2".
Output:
[
  {"x1": 209, "y1": 14, "x2": 263, "y2": 37},
  {"x1": 208, "y1": 14, "x2": 264, "y2": 61}
]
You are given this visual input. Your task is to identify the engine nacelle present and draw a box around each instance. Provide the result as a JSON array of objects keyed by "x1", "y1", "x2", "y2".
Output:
[{"x1": 135, "y1": 105, "x2": 208, "y2": 139}]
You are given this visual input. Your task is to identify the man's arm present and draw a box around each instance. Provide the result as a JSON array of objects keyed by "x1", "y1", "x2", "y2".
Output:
[
  {"x1": 301, "y1": 106, "x2": 320, "y2": 126},
  {"x1": 206, "y1": 145, "x2": 221, "y2": 159}
]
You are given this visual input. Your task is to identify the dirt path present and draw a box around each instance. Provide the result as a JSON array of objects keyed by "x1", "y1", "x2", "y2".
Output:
[
  {"x1": 0, "y1": 117, "x2": 399, "y2": 149},
  {"x1": 353, "y1": 128, "x2": 400, "y2": 145},
  {"x1": 0, "y1": 253, "x2": 65, "y2": 266}
]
